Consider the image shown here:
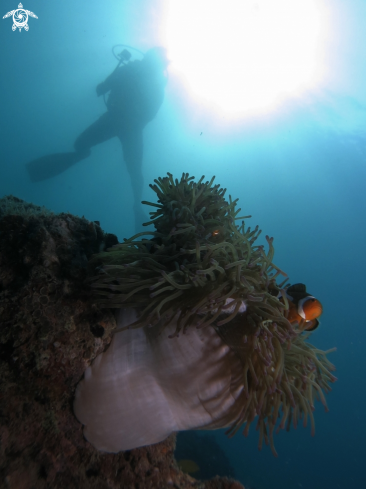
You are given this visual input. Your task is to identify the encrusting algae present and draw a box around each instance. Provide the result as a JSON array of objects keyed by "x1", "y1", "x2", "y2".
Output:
[{"x1": 86, "y1": 173, "x2": 336, "y2": 456}]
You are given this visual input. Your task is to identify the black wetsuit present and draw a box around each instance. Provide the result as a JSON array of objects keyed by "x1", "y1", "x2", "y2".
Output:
[{"x1": 74, "y1": 60, "x2": 167, "y2": 216}]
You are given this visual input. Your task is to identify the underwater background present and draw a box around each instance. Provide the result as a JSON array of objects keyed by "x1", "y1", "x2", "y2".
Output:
[{"x1": 1, "y1": 1, "x2": 365, "y2": 488}]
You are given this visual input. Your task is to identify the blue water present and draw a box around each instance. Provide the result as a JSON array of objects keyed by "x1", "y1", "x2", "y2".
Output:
[{"x1": 1, "y1": 1, "x2": 365, "y2": 488}]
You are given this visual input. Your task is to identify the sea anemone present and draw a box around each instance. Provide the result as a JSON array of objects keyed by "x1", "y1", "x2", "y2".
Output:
[{"x1": 74, "y1": 173, "x2": 336, "y2": 456}]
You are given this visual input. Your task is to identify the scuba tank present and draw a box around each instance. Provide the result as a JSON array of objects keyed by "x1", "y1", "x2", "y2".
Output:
[{"x1": 102, "y1": 45, "x2": 145, "y2": 107}]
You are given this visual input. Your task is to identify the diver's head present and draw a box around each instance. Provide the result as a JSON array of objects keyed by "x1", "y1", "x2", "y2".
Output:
[{"x1": 143, "y1": 47, "x2": 170, "y2": 71}]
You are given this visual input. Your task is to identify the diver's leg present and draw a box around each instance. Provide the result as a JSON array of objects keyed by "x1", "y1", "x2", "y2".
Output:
[
  {"x1": 26, "y1": 112, "x2": 117, "y2": 182},
  {"x1": 119, "y1": 129, "x2": 148, "y2": 231},
  {"x1": 74, "y1": 112, "x2": 118, "y2": 157}
]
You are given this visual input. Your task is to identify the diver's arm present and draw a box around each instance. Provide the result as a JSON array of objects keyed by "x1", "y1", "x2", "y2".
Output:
[
  {"x1": 96, "y1": 82, "x2": 108, "y2": 97},
  {"x1": 96, "y1": 72, "x2": 116, "y2": 97},
  {"x1": 96, "y1": 78, "x2": 113, "y2": 97},
  {"x1": 96, "y1": 65, "x2": 126, "y2": 97}
]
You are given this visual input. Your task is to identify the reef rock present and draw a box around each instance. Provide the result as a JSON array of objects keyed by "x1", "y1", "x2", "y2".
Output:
[{"x1": 0, "y1": 196, "x2": 244, "y2": 489}]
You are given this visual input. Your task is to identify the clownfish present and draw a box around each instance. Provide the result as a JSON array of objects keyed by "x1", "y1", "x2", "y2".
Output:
[
  {"x1": 205, "y1": 227, "x2": 225, "y2": 241},
  {"x1": 279, "y1": 283, "x2": 322, "y2": 331}
]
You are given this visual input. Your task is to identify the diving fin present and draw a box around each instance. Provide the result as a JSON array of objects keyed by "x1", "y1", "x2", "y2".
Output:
[{"x1": 26, "y1": 152, "x2": 85, "y2": 182}]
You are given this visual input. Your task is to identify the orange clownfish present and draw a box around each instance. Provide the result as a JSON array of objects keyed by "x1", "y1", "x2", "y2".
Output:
[
  {"x1": 279, "y1": 283, "x2": 323, "y2": 331},
  {"x1": 206, "y1": 227, "x2": 225, "y2": 242}
]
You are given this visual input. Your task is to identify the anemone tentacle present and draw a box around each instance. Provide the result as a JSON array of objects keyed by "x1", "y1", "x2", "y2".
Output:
[{"x1": 86, "y1": 173, "x2": 336, "y2": 455}]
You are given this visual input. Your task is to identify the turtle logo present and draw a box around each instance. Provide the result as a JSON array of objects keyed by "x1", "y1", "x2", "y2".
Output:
[{"x1": 3, "y1": 3, "x2": 38, "y2": 32}]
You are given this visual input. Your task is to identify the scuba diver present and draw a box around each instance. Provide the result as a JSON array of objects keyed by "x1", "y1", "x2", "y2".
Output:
[{"x1": 26, "y1": 46, "x2": 170, "y2": 231}]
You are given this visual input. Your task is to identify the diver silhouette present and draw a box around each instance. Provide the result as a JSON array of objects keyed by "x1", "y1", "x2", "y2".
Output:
[{"x1": 26, "y1": 46, "x2": 169, "y2": 230}]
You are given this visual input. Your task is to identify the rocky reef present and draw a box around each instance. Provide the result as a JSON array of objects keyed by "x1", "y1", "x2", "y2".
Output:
[
  {"x1": 175, "y1": 432, "x2": 237, "y2": 480},
  {"x1": 0, "y1": 195, "x2": 244, "y2": 489}
]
